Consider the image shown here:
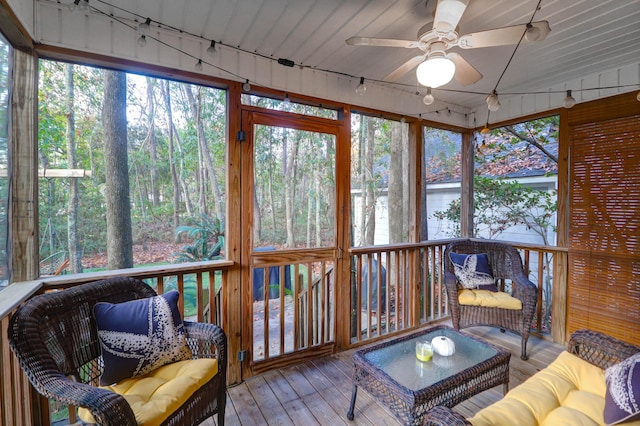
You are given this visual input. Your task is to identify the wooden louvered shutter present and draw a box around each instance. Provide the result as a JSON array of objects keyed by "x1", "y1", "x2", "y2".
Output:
[{"x1": 567, "y1": 92, "x2": 640, "y2": 345}]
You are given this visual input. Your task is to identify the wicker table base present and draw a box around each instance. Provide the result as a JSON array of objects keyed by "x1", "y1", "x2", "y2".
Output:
[{"x1": 347, "y1": 325, "x2": 510, "y2": 425}]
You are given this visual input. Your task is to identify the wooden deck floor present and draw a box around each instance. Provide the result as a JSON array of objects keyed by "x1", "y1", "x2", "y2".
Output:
[{"x1": 205, "y1": 326, "x2": 566, "y2": 426}]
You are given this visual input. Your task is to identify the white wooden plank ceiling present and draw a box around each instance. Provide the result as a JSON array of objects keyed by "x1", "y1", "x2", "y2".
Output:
[{"x1": 42, "y1": 0, "x2": 640, "y2": 109}]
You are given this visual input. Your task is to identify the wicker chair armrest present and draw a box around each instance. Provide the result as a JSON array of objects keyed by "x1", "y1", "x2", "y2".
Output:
[
  {"x1": 184, "y1": 321, "x2": 227, "y2": 363},
  {"x1": 444, "y1": 271, "x2": 460, "y2": 293},
  {"x1": 510, "y1": 273, "x2": 537, "y2": 302},
  {"x1": 45, "y1": 376, "x2": 137, "y2": 425},
  {"x1": 423, "y1": 406, "x2": 471, "y2": 426},
  {"x1": 569, "y1": 329, "x2": 640, "y2": 369}
]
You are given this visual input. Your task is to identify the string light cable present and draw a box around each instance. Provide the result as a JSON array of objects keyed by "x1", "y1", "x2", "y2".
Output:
[{"x1": 50, "y1": 0, "x2": 640, "y2": 114}]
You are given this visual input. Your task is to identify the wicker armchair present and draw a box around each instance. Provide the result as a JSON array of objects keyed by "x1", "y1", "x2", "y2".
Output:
[
  {"x1": 444, "y1": 239, "x2": 537, "y2": 360},
  {"x1": 8, "y1": 276, "x2": 227, "y2": 426}
]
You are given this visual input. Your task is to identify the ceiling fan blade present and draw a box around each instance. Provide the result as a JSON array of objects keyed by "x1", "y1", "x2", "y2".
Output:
[
  {"x1": 458, "y1": 20, "x2": 551, "y2": 49},
  {"x1": 448, "y1": 52, "x2": 482, "y2": 86},
  {"x1": 433, "y1": 0, "x2": 470, "y2": 32},
  {"x1": 346, "y1": 36, "x2": 415, "y2": 48},
  {"x1": 384, "y1": 55, "x2": 426, "y2": 82}
]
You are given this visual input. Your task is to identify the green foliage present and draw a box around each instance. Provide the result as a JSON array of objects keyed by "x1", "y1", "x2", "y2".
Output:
[
  {"x1": 433, "y1": 175, "x2": 557, "y2": 241},
  {"x1": 174, "y1": 214, "x2": 225, "y2": 262}
]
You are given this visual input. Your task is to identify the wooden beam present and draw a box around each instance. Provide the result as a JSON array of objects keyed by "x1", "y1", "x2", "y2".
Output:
[
  {"x1": 460, "y1": 131, "x2": 474, "y2": 238},
  {"x1": 0, "y1": 169, "x2": 92, "y2": 178},
  {"x1": 0, "y1": 0, "x2": 33, "y2": 51},
  {"x1": 9, "y1": 48, "x2": 39, "y2": 283}
]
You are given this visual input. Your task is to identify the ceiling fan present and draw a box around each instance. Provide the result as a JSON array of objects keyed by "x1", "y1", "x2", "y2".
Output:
[{"x1": 346, "y1": 0, "x2": 550, "y2": 88}]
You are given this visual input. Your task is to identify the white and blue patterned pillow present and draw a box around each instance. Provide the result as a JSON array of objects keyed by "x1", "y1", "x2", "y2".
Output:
[
  {"x1": 449, "y1": 252, "x2": 496, "y2": 291},
  {"x1": 93, "y1": 290, "x2": 192, "y2": 385},
  {"x1": 604, "y1": 352, "x2": 640, "y2": 425}
]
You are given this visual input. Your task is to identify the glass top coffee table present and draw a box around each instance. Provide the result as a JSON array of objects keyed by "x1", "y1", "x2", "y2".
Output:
[{"x1": 347, "y1": 325, "x2": 510, "y2": 425}]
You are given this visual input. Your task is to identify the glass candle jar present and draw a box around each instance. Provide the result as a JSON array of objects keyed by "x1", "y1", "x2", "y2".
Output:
[{"x1": 415, "y1": 340, "x2": 433, "y2": 362}]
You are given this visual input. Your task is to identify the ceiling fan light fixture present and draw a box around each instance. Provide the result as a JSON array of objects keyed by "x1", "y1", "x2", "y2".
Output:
[
  {"x1": 416, "y1": 56, "x2": 456, "y2": 88},
  {"x1": 562, "y1": 90, "x2": 576, "y2": 108},
  {"x1": 423, "y1": 87, "x2": 435, "y2": 105}
]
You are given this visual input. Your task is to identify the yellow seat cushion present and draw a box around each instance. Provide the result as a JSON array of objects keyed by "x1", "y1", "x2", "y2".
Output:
[
  {"x1": 458, "y1": 289, "x2": 523, "y2": 310},
  {"x1": 78, "y1": 358, "x2": 218, "y2": 425},
  {"x1": 469, "y1": 351, "x2": 640, "y2": 426}
]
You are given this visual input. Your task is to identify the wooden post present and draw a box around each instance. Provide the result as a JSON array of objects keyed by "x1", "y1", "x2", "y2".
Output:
[
  {"x1": 225, "y1": 81, "x2": 243, "y2": 385},
  {"x1": 336, "y1": 106, "x2": 352, "y2": 351},
  {"x1": 9, "y1": 48, "x2": 39, "y2": 283},
  {"x1": 460, "y1": 131, "x2": 474, "y2": 238}
]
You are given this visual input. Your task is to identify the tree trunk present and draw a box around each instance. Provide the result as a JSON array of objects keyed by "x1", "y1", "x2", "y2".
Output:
[
  {"x1": 284, "y1": 131, "x2": 298, "y2": 248},
  {"x1": 184, "y1": 85, "x2": 224, "y2": 221},
  {"x1": 358, "y1": 117, "x2": 366, "y2": 245},
  {"x1": 102, "y1": 70, "x2": 133, "y2": 269},
  {"x1": 315, "y1": 171, "x2": 321, "y2": 247},
  {"x1": 65, "y1": 64, "x2": 82, "y2": 273},
  {"x1": 146, "y1": 77, "x2": 160, "y2": 207},
  {"x1": 365, "y1": 117, "x2": 376, "y2": 245},
  {"x1": 388, "y1": 121, "x2": 403, "y2": 243},
  {"x1": 162, "y1": 80, "x2": 181, "y2": 233}
]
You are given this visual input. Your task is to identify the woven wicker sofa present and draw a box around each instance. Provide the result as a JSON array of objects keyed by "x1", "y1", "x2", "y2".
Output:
[
  {"x1": 424, "y1": 330, "x2": 640, "y2": 426},
  {"x1": 8, "y1": 277, "x2": 227, "y2": 426}
]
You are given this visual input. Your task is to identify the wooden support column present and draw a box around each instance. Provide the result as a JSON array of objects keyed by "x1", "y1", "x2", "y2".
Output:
[
  {"x1": 552, "y1": 107, "x2": 569, "y2": 344},
  {"x1": 9, "y1": 48, "x2": 39, "y2": 283},
  {"x1": 460, "y1": 131, "x2": 474, "y2": 238},
  {"x1": 335, "y1": 106, "x2": 352, "y2": 351},
  {"x1": 225, "y1": 81, "x2": 243, "y2": 385},
  {"x1": 409, "y1": 119, "x2": 423, "y2": 326}
]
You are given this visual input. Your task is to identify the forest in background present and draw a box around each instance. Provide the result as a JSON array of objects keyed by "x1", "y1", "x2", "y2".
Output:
[
  {"x1": 39, "y1": 61, "x2": 227, "y2": 273},
  {"x1": 36, "y1": 58, "x2": 559, "y2": 276}
]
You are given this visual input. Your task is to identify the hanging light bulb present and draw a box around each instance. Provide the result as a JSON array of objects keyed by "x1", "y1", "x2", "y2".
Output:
[
  {"x1": 69, "y1": 0, "x2": 89, "y2": 12},
  {"x1": 242, "y1": 79, "x2": 251, "y2": 91},
  {"x1": 207, "y1": 40, "x2": 217, "y2": 57},
  {"x1": 283, "y1": 94, "x2": 291, "y2": 108},
  {"x1": 524, "y1": 23, "x2": 541, "y2": 42},
  {"x1": 137, "y1": 35, "x2": 147, "y2": 47},
  {"x1": 355, "y1": 77, "x2": 367, "y2": 95},
  {"x1": 562, "y1": 90, "x2": 576, "y2": 108},
  {"x1": 194, "y1": 59, "x2": 203, "y2": 71},
  {"x1": 486, "y1": 91, "x2": 500, "y2": 112},
  {"x1": 480, "y1": 124, "x2": 491, "y2": 137},
  {"x1": 423, "y1": 87, "x2": 434, "y2": 105},
  {"x1": 138, "y1": 18, "x2": 151, "y2": 36}
]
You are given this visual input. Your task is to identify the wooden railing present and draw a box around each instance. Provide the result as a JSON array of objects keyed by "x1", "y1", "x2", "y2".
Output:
[
  {"x1": 349, "y1": 239, "x2": 567, "y2": 347},
  {"x1": 0, "y1": 260, "x2": 232, "y2": 426},
  {"x1": 0, "y1": 240, "x2": 567, "y2": 425},
  {"x1": 250, "y1": 248, "x2": 336, "y2": 373}
]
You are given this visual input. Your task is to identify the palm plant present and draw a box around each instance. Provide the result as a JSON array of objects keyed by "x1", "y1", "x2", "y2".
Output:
[{"x1": 174, "y1": 214, "x2": 225, "y2": 262}]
